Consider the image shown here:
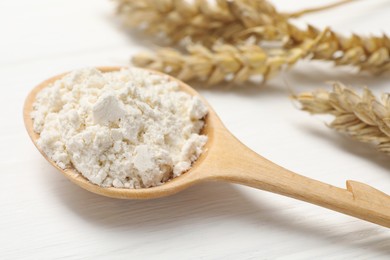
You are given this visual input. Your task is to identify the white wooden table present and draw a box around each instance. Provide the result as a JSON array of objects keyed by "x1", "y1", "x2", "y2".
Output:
[{"x1": 1, "y1": 0, "x2": 389, "y2": 259}]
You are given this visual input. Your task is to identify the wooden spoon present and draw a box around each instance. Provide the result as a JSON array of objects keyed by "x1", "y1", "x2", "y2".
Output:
[{"x1": 24, "y1": 67, "x2": 390, "y2": 228}]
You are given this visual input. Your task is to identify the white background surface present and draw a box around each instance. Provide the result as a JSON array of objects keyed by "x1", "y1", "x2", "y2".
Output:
[{"x1": 1, "y1": 0, "x2": 390, "y2": 259}]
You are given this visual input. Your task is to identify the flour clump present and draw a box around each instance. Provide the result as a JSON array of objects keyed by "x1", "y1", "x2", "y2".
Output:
[{"x1": 31, "y1": 68, "x2": 208, "y2": 188}]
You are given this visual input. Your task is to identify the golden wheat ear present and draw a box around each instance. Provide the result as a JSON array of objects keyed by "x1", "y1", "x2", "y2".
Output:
[
  {"x1": 115, "y1": 0, "x2": 356, "y2": 45},
  {"x1": 132, "y1": 33, "x2": 324, "y2": 86},
  {"x1": 295, "y1": 83, "x2": 390, "y2": 155},
  {"x1": 115, "y1": 0, "x2": 284, "y2": 45}
]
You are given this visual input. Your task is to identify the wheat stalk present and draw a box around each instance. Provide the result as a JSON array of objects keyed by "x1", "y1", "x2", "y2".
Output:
[
  {"x1": 295, "y1": 83, "x2": 390, "y2": 154},
  {"x1": 286, "y1": 0, "x2": 356, "y2": 18},
  {"x1": 133, "y1": 33, "x2": 324, "y2": 85}
]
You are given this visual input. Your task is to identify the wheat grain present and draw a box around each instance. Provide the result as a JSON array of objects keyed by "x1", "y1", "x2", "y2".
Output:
[{"x1": 296, "y1": 83, "x2": 390, "y2": 154}]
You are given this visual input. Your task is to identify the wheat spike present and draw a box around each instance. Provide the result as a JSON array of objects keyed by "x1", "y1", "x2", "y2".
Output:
[
  {"x1": 238, "y1": 21, "x2": 390, "y2": 74},
  {"x1": 296, "y1": 83, "x2": 390, "y2": 154},
  {"x1": 116, "y1": 0, "x2": 355, "y2": 45},
  {"x1": 132, "y1": 28, "x2": 326, "y2": 85},
  {"x1": 288, "y1": 25, "x2": 390, "y2": 74},
  {"x1": 133, "y1": 35, "x2": 322, "y2": 85},
  {"x1": 116, "y1": 0, "x2": 290, "y2": 45}
]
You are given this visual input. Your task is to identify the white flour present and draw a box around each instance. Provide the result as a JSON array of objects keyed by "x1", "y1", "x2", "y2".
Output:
[{"x1": 32, "y1": 68, "x2": 208, "y2": 188}]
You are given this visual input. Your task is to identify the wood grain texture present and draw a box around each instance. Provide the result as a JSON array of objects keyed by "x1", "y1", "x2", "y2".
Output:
[{"x1": 2, "y1": 0, "x2": 390, "y2": 259}]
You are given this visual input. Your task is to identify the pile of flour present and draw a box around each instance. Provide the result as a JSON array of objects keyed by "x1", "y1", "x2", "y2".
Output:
[{"x1": 32, "y1": 68, "x2": 208, "y2": 188}]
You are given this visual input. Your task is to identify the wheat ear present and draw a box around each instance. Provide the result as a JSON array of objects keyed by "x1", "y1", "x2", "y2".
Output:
[
  {"x1": 237, "y1": 19, "x2": 390, "y2": 74},
  {"x1": 116, "y1": 0, "x2": 283, "y2": 45},
  {"x1": 305, "y1": 30, "x2": 390, "y2": 74},
  {"x1": 115, "y1": 0, "x2": 354, "y2": 43},
  {"x1": 132, "y1": 33, "x2": 323, "y2": 85},
  {"x1": 296, "y1": 83, "x2": 390, "y2": 154},
  {"x1": 116, "y1": 0, "x2": 354, "y2": 45}
]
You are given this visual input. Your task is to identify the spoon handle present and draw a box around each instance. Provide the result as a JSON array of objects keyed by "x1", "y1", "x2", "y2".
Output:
[{"x1": 208, "y1": 138, "x2": 390, "y2": 227}]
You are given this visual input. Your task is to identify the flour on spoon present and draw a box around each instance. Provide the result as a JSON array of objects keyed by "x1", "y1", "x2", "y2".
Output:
[{"x1": 31, "y1": 68, "x2": 208, "y2": 188}]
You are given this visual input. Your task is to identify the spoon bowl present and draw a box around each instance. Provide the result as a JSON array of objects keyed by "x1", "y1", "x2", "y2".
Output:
[
  {"x1": 24, "y1": 67, "x2": 218, "y2": 199},
  {"x1": 24, "y1": 67, "x2": 390, "y2": 227}
]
